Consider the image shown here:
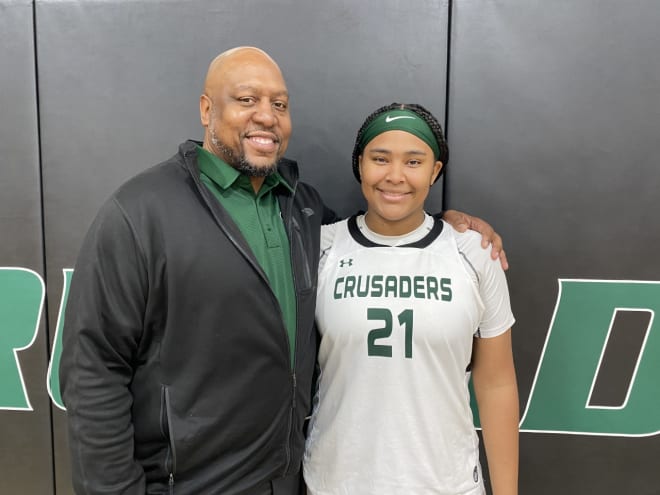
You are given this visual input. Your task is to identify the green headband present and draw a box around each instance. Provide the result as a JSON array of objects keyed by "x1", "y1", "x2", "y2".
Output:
[{"x1": 357, "y1": 109, "x2": 441, "y2": 160}]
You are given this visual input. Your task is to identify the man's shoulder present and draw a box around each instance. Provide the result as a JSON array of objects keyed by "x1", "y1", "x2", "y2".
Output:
[
  {"x1": 276, "y1": 157, "x2": 322, "y2": 199},
  {"x1": 113, "y1": 142, "x2": 193, "y2": 201}
]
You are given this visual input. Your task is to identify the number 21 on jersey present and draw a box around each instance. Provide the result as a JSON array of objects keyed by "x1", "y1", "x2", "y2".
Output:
[{"x1": 367, "y1": 308, "x2": 414, "y2": 359}]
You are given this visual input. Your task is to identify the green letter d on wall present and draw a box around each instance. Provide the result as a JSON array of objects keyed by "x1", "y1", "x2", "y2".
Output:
[{"x1": 520, "y1": 279, "x2": 660, "y2": 437}]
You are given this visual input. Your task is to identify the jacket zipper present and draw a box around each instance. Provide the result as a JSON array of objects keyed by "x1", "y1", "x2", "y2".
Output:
[
  {"x1": 282, "y1": 371, "x2": 296, "y2": 475},
  {"x1": 188, "y1": 148, "x2": 301, "y2": 478},
  {"x1": 282, "y1": 185, "x2": 301, "y2": 476},
  {"x1": 161, "y1": 386, "x2": 177, "y2": 492},
  {"x1": 290, "y1": 216, "x2": 313, "y2": 289}
]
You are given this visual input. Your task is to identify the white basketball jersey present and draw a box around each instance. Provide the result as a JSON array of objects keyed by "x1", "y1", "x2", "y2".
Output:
[{"x1": 304, "y1": 214, "x2": 514, "y2": 495}]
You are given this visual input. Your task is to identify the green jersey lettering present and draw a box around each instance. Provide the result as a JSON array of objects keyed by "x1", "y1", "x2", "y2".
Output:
[
  {"x1": 344, "y1": 276, "x2": 356, "y2": 298},
  {"x1": 426, "y1": 277, "x2": 439, "y2": 300},
  {"x1": 384, "y1": 276, "x2": 398, "y2": 297},
  {"x1": 333, "y1": 277, "x2": 345, "y2": 299},
  {"x1": 441, "y1": 277, "x2": 452, "y2": 301},
  {"x1": 372, "y1": 275, "x2": 383, "y2": 297},
  {"x1": 334, "y1": 275, "x2": 448, "y2": 300},
  {"x1": 413, "y1": 276, "x2": 425, "y2": 298},
  {"x1": 399, "y1": 276, "x2": 412, "y2": 298},
  {"x1": 356, "y1": 275, "x2": 370, "y2": 297}
]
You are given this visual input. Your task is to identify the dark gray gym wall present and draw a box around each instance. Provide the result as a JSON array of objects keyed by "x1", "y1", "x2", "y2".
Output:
[
  {"x1": 448, "y1": 1, "x2": 660, "y2": 494},
  {"x1": 34, "y1": 0, "x2": 448, "y2": 493},
  {"x1": 0, "y1": 1, "x2": 54, "y2": 494},
  {"x1": 2, "y1": 0, "x2": 659, "y2": 493}
]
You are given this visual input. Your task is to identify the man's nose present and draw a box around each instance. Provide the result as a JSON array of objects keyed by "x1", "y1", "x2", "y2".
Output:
[{"x1": 252, "y1": 101, "x2": 276, "y2": 127}]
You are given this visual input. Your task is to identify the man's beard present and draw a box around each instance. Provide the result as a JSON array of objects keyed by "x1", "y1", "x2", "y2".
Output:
[{"x1": 210, "y1": 128, "x2": 278, "y2": 177}]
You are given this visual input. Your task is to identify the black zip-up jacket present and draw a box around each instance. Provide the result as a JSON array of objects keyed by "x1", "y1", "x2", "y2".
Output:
[{"x1": 60, "y1": 141, "x2": 337, "y2": 494}]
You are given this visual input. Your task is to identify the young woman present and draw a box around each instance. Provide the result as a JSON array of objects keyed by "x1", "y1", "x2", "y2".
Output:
[{"x1": 303, "y1": 103, "x2": 519, "y2": 495}]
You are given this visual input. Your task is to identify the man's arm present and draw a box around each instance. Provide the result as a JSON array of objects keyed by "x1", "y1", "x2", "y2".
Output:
[
  {"x1": 60, "y1": 199, "x2": 147, "y2": 494},
  {"x1": 442, "y1": 209, "x2": 509, "y2": 270}
]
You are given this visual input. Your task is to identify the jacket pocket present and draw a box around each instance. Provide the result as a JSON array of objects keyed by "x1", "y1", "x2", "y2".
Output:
[{"x1": 160, "y1": 386, "x2": 177, "y2": 492}]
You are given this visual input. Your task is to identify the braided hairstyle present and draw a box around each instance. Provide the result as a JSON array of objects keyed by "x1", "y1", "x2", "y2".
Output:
[{"x1": 351, "y1": 102, "x2": 448, "y2": 183}]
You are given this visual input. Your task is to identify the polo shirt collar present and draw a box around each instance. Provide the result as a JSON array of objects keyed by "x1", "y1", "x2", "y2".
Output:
[{"x1": 196, "y1": 145, "x2": 294, "y2": 193}]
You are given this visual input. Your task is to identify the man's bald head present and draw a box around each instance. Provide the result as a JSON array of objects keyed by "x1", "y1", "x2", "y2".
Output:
[
  {"x1": 199, "y1": 47, "x2": 292, "y2": 189},
  {"x1": 203, "y1": 47, "x2": 281, "y2": 96}
]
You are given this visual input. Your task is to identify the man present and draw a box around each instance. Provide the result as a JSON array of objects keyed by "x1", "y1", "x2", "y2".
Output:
[{"x1": 60, "y1": 46, "x2": 505, "y2": 495}]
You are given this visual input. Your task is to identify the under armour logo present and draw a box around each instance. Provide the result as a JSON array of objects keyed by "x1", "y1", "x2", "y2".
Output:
[
  {"x1": 301, "y1": 207, "x2": 315, "y2": 217},
  {"x1": 339, "y1": 259, "x2": 353, "y2": 267}
]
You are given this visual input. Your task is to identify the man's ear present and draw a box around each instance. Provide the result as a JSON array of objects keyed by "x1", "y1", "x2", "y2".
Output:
[
  {"x1": 358, "y1": 155, "x2": 363, "y2": 180},
  {"x1": 200, "y1": 94, "x2": 212, "y2": 127}
]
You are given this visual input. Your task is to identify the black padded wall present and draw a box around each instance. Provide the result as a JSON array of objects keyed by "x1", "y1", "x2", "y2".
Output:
[
  {"x1": 2, "y1": 0, "x2": 659, "y2": 493},
  {"x1": 0, "y1": 1, "x2": 53, "y2": 494},
  {"x1": 448, "y1": 1, "x2": 660, "y2": 494}
]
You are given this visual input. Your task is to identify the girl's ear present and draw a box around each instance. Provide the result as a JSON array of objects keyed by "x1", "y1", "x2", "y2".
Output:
[{"x1": 431, "y1": 160, "x2": 443, "y2": 184}]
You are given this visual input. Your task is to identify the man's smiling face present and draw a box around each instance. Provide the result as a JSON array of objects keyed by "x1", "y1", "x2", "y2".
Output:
[{"x1": 201, "y1": 48, "x2": 292, "y2": 177}]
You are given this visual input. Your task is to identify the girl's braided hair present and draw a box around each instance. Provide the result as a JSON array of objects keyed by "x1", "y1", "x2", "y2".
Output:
[{"x1": 351, "y1": 102, "x2": 448, "y2": 183}]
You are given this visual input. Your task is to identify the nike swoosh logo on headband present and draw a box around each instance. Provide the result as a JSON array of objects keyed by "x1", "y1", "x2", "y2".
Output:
[{"x1": 385, "y1": 115, "x2": 416, "y2": 123}]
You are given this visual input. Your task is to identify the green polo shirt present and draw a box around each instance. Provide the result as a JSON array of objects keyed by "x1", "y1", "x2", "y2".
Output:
[{"x1": 197, "y1": 146, "x2": 297, "y2": 366}]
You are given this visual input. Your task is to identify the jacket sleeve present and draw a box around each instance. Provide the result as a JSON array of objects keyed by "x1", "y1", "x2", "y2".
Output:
[
  {"x1": 321, "y1": 201, "x2": 340, "y2": 224},
  {"x1": 59, "y1": 197, "x2": 147, "y2": 494}
]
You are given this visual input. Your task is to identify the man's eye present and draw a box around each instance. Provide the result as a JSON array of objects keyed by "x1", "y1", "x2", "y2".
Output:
[
  {"x1": 408, "y1": 160, "x2": 422, "y2": 167},
  {"x1": 373, "y1": 156, "x2": 387, "y2": 164},
  {"x1": 238, "y1": 97, "x2": 255, "y2": 104},
  {"x1": 273, "y1": 101, "x2": 288, "y2": 111}
]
